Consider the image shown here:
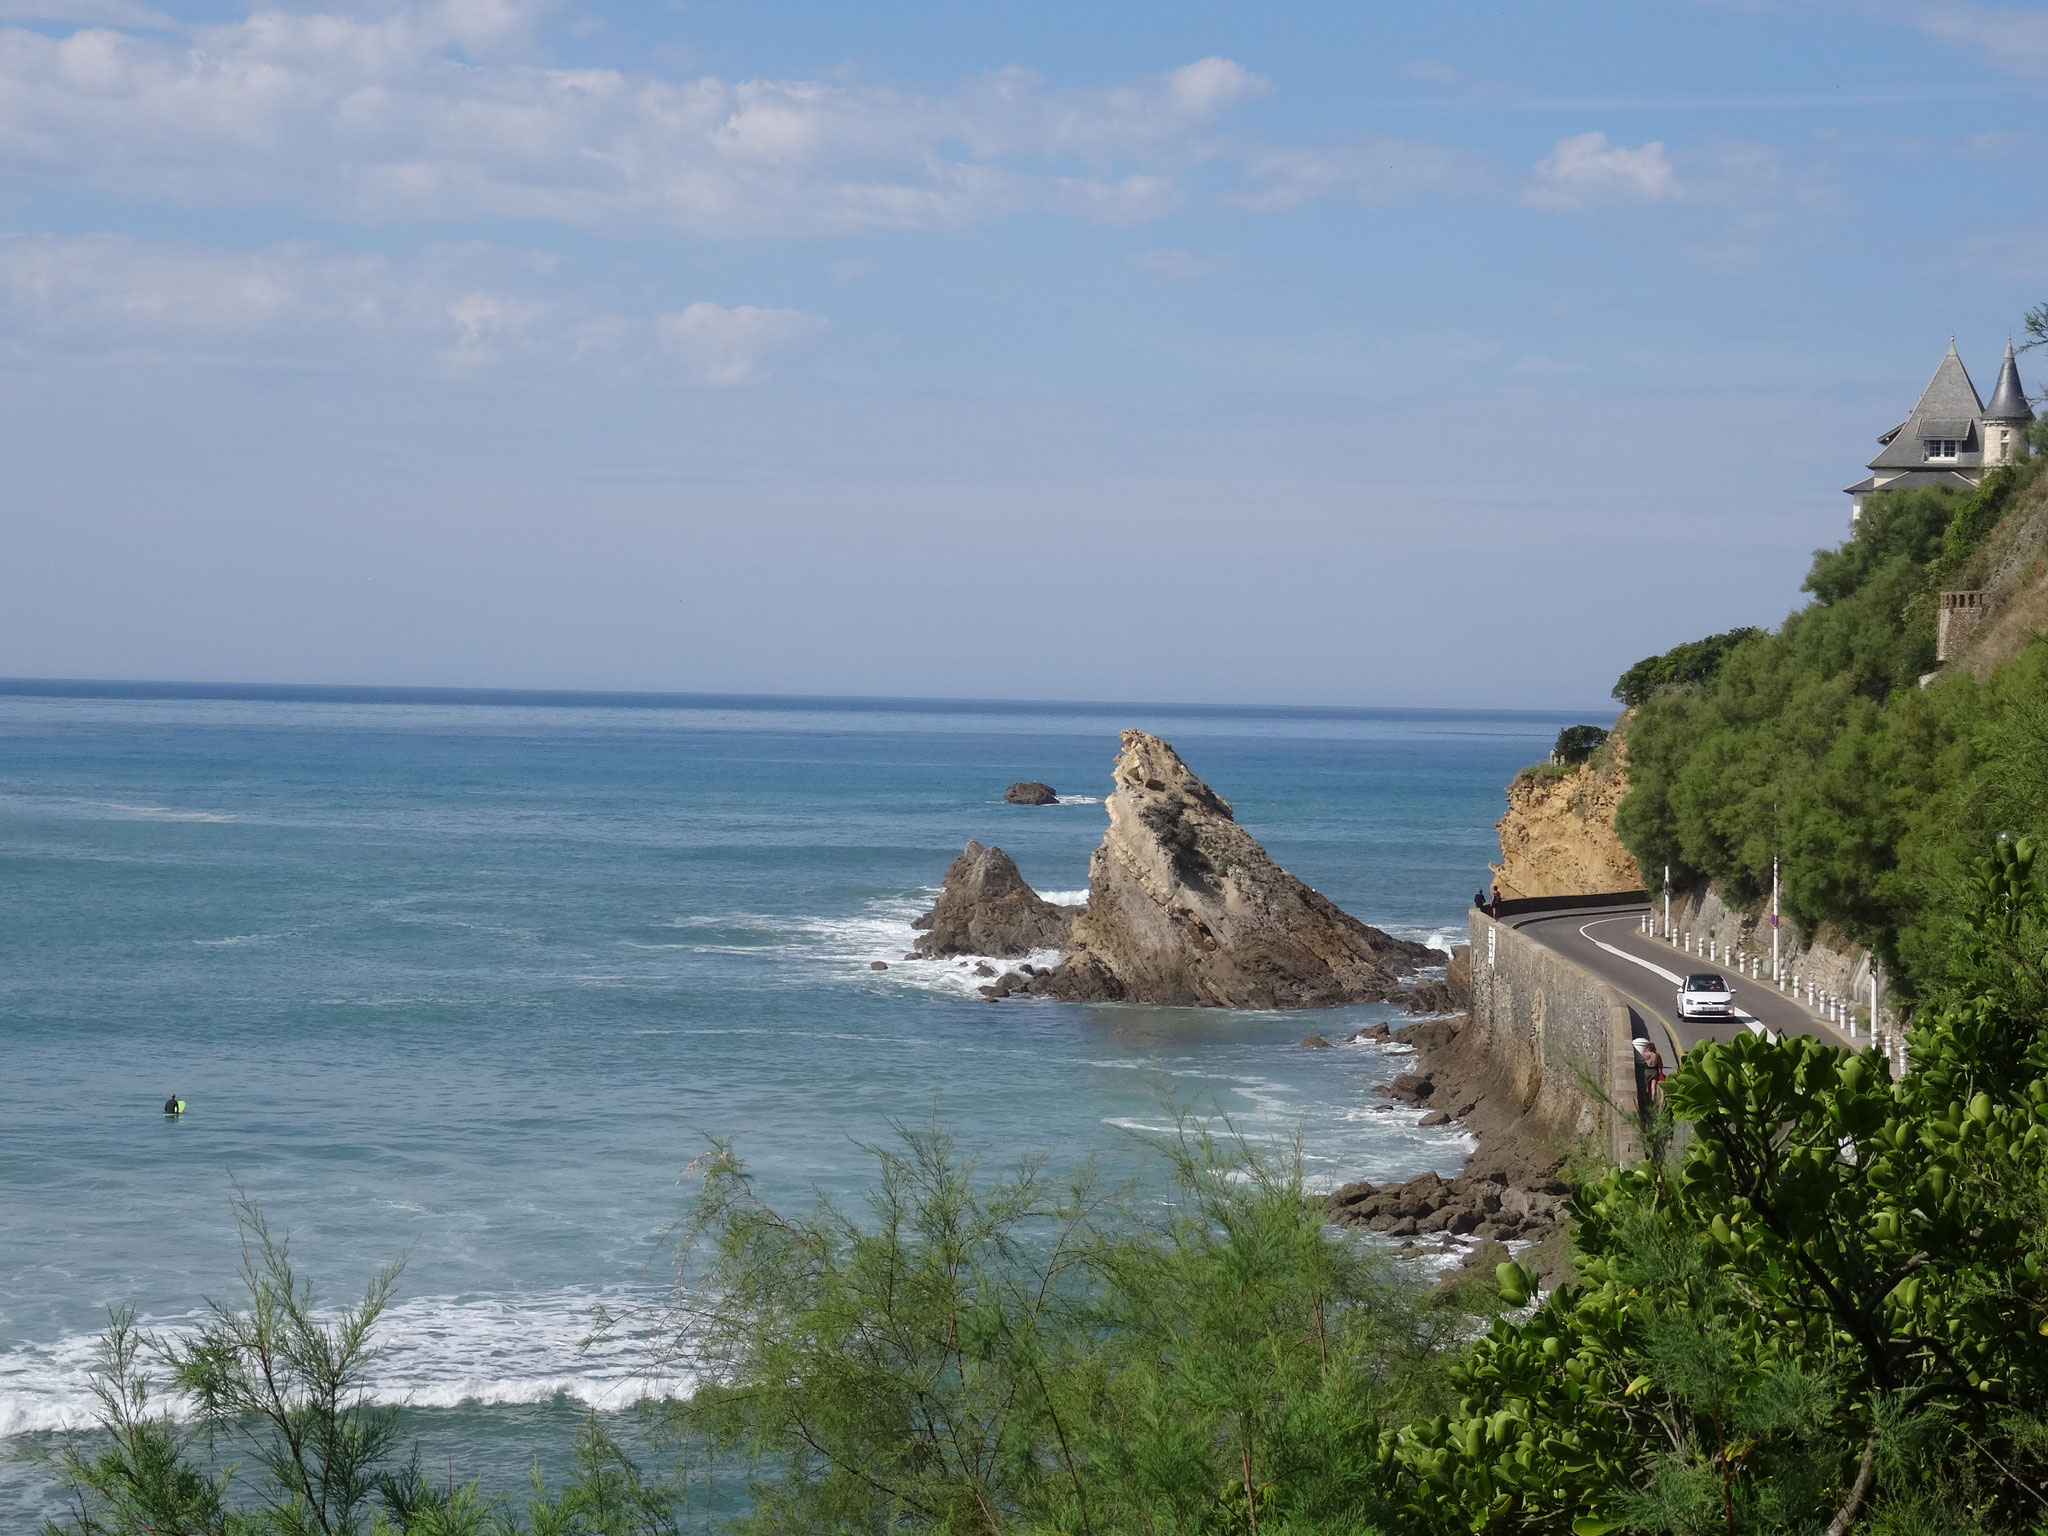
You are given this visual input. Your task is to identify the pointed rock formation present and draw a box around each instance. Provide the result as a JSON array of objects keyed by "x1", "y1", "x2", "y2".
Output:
[
  {"x1": 911, "y1": 841, "x2": 1079, "y2": 958},
  {"x1": 1038, "y1": 731, "x2": 1436, "y2": 1007}
]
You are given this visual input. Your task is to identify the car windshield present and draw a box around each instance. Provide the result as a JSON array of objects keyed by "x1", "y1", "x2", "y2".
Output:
[{"x1": 1686, "y1": 974, "x2": 1727, "y2": 991}]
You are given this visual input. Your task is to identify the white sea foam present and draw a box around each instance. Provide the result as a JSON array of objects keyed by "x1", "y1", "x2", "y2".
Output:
[
  {"x1": 1037, "y1": 889, "x2": 1089, "y2": 906},
  {"x1": 0, "y1": 1289, "x2": 682, "y2": 1440},
  {"x1": 1053, "y1": 795, "x2": 1102, "y2": 805},
  {"x1": 666, "y1": 894, "x2": 1068, "y2": 1000},
  {"x1": 95, "y1": 801, "x2": 238, "y2": 823},
  {"x1": 1382, "y1": 923, "x2": 1464, "y2": 956}
]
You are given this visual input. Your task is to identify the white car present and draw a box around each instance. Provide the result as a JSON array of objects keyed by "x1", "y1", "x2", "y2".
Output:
[{"x1": 1677, "y1": 973, "x2": 1734, "y2": 1022}]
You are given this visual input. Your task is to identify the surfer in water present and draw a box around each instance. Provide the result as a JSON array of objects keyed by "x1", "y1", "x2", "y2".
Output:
[{"x1": 163, "y1": 1094, "x2": 184, "y2": 1116}]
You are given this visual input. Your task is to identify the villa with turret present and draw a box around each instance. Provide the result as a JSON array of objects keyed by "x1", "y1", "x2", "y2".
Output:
[{"x1": 1847, "y1": 340, "x2": 2034, "y2": 521}]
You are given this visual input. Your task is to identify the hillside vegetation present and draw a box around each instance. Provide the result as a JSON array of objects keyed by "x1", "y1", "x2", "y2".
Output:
[
  {"x1": 1614, "y1": 438, "x2": 2048, "y2": 1000},
  {"x1": 42, "y1": 844, "x2": 2048, "y2": 1533}
]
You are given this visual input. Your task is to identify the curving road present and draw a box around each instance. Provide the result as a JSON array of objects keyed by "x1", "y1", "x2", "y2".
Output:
[{"x1": 1501, "y1": 901, "x2": 1858, "y2": 1067}]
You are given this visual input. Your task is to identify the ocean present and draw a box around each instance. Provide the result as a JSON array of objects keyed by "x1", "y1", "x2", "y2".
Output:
[{"x1": 0, "y1": 684, "x2": 1598, "y2": 1520}]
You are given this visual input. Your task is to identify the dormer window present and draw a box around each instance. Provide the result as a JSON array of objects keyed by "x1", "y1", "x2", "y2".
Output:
[{"x1": 1924, "y1": 438, "x2": 1960, "y2": 461}]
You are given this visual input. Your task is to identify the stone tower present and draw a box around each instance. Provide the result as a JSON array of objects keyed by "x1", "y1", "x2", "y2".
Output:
[{"x1": 1983, "y1": 340, "x2": 2034, "y2": 468}]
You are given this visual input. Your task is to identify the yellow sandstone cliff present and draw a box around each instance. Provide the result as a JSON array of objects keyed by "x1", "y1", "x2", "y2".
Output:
[{"x1": 1490, "y1": 733, "x2": 1642, "y2": 898}]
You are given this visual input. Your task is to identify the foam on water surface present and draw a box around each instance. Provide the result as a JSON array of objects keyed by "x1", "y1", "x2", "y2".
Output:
[{"x1": 0, "y1": 688, "x2": 1592, "y2": 1520}]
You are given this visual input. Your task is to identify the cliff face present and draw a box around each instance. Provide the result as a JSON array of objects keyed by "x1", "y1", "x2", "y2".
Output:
[
  {"x1": 1956, "y1": 469, "x2": 2048, "y2": 680},
  {"x1": 1490, "y1": 735, "x2": 1641, "y2": 899},
  {"x1": 1043, "y1": 731, "x2": 1435, "y2": 1007}
]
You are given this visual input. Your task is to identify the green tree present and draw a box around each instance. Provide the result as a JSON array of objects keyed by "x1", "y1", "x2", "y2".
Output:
[
  {"x1": 1553, "y1": 726, "x2": 1610, "y2": 767},
  {"x1": 38, "y1": 1199, "x2": 677, "y2": 1536},
  {"x1": 1392, "y1": 840, "x2": 2048, "y2": 1535},
  {"x1": 1613, "y1": 454, "x2": 2047, "y2": 999},
  {"x1": 656, "y1": 1117, "x2": 1458, "y2": 1535}
]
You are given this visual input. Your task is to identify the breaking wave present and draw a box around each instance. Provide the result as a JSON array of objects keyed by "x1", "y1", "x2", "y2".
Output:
[{"x1": 0, "y1": 1289, "x2": 681, "y2": 1439}]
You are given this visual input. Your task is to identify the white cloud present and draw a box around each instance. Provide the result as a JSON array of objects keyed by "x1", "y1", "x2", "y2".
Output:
[
  {"x1": 1235, "y1": 137, "x2": 1492, "y2": 212},
  {"x1": 0, "y1": 13, "x2": 1266, "y2": 234},
  {"x1": 0, "y1": 232, "x2": 815, "y2": 380},
  {"x1": 0, "y1": 0, "x2": 168, "y2": 23},
  {"x1": 1162, "y1": 55, "x2": 1267, "y2": 116},
  {"x1": 656, "y1": 301, "x2": 826, "y2": 386},
  {"x1": 1526, "y1": 131, "x2": 1677, "y2": 210},
  {"x1": 1050, "y1": 173, "x2": 1183, "y2": 224},
  {"x1": 1884, "y1": 1, "x2": 2048, "y2": 74}
]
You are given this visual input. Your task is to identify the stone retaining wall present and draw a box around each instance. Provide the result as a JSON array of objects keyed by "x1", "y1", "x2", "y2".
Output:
[{"x1": 1467, "y1": 909, "x2": 1638, "y2": 1163}]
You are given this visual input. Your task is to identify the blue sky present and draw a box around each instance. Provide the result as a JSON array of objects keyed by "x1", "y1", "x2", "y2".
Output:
[{"x1": 2, "y1": 0, "x2": 2044, "y2": 708}]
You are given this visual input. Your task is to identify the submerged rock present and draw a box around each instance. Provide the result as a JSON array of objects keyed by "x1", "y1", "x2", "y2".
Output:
[
  {"x1": 911, "y1": 841, "x2": 1080, "y2": 959},
  {"x1": 1004, "y1": 781, "x2": 1059, "y2": 805},
  {"x1": 1038, "y1": 732, "x2": 1436, "y2": 1008}
]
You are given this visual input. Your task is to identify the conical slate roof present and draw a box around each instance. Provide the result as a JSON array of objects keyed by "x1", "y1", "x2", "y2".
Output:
[
  {"x1": 1986, "y1": 340, "x2": 2034, "y2": 423},
  {"x1": 1870, "y1": 342, "x2": 1985, "y2": 470}
]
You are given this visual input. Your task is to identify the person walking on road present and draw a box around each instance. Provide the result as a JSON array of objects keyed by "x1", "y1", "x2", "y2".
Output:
[{"x1": 1633, "y1": 1040, "x2": 1666, "y2": 1122}]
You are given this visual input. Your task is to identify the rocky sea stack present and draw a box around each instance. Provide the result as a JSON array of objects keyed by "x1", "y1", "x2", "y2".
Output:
[
  {"x1": 910, "y1": 841, "x2": 1079, "y2": 958},
  {"x1": 1032, "y1": 731, "x2": 1437, "y2": 1007},
  {"x1": 1004, "y1": 781, "x2": 1059, "y2": 805}
]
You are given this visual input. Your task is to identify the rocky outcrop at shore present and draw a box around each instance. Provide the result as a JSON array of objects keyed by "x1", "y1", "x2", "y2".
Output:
[
  {"x1": 1490, "y1": 730, "x2": 1640, "y2": 900},
  {"x1": 1322, "y1": 1165, "x2": 1567, "y2": 1247},
  {"x1": 1030, "y1": 732, "x2": 1437, "y2": 1008},
  {"x1": 1004, "y1": 781, "x2": 1059, "y2": 805},
  {"x1": 1317, "y1": 1002, "x2": 1576, "y2": 1286},
  {"x1": 910, "y1": 842, "x2": 1080, "y2": 959}
]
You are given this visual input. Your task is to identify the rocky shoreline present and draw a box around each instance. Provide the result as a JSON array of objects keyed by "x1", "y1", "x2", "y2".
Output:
[
  {"x1": 1314, "y1": 969, "x2": 1577, "y2": 1288},
  {"x1": 908, "y1": 732, "x2": 1574, "y2": 1285}
]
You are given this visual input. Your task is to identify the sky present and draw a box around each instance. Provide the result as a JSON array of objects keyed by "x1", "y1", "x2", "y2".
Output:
[{"x1": 1, "y1": 0, "x2": 2044, "y2": 709}]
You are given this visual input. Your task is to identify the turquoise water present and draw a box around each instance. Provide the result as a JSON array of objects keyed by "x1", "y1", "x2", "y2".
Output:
[{"x1": 0, "y1": 686, "x2": 1595, "y2": 1517}]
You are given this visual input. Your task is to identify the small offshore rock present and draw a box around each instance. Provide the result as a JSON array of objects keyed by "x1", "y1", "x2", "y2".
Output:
[
  {"x1": 1418, "y1": 1109, "x2": 1450, "y2": 1127},
  {"x1": 1004, "y1": 781, "x2": 1059, "y2": 805},
  {"x1": 974, "y1": 961, "x2": 997, "y2": 977},
  {"x1": 912, "y1": 841, "x2": 1078, "y2": 959},
  {"x1": 1299, "y1": 1034, "x2": 1334, "y2": 1049},
  {"x1": 870, "y1": 961, "x2": 889, "y2": 971}
]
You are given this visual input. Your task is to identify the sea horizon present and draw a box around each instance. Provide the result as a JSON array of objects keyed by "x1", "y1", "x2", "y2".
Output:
[{"x1": 0, "y1": 675, "x2": 1621, "y2": 722}]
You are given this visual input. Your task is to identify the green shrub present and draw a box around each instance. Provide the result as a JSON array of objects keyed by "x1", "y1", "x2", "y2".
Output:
[
  {"x1": 1551, "y1": 725, "x2": 1609, "y2": 767},
  {"x1": 1391, "y1": 837, "x2": 2048, "y2": 1535},
  {"x1": 1611, "y1": 629, "x2": 1764, "y2": 709}
]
